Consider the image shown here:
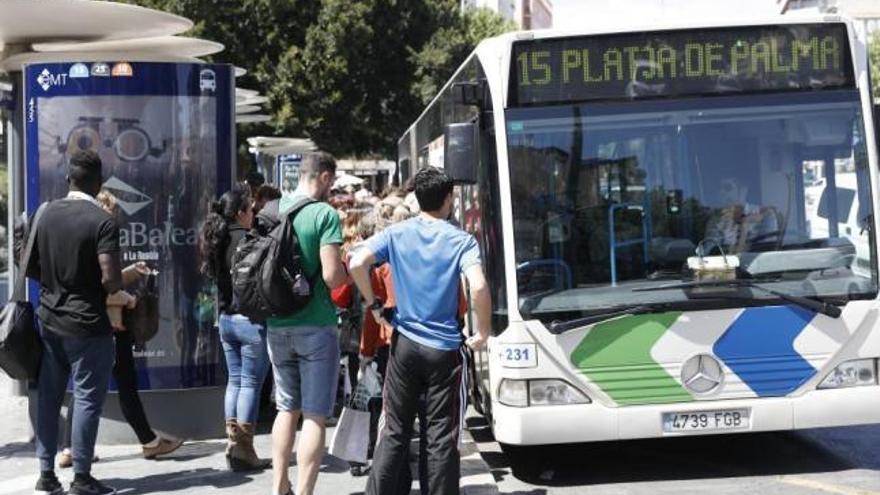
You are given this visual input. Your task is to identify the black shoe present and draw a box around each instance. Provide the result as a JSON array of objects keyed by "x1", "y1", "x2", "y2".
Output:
[
  {"x1": 34, "y1": 472, "x2": 64, "y2": 495},
  {"x1": 349, "y1": 463, "x2": 369, "y2": 477},
  {"x1": 68, "y1": 475, "x2": 116, "y2": 495}
]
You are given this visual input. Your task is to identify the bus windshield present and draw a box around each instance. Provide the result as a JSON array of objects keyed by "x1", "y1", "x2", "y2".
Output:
[{"x1": 506, "y1": 90, "x2": 878, "y2": 320}]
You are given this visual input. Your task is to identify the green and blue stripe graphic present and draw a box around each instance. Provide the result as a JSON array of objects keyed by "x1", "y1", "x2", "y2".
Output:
[
  {"x1": 570, "y1": 313, "x2": 691, "y2": 405},
  {"x1": 713, "y1": 306, "x2": 817, "y2": 397},
  {"x1": 568, "y1": 306, "x2": 821, "y2": 405}
]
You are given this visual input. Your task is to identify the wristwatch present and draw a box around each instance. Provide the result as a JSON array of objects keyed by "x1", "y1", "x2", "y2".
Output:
[{"x1": 369, "y1": 299, "x2": 383, "y2": 311}]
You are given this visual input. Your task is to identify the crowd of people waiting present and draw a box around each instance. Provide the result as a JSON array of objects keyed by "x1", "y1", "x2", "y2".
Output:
[{"x1": 23, "y1": 149, "x2": 490, "y2": 495}]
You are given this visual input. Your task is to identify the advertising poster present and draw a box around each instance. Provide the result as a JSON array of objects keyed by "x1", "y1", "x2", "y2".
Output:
[
  {"x1": 276, "y1": 153, "x2": 301, "y2": 195},
  {"x1": 24, "y1": 62, "x2": 234, "y2": 389}
]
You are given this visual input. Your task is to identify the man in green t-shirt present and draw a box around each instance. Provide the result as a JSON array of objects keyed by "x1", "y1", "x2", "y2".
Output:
[{"x1": 267, "y1": 152, "x2": 348, "y2": 495}]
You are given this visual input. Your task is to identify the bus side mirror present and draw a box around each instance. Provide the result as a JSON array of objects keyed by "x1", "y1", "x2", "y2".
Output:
[{"x1": 444, "y1": 123, "x2": 478, "y2": 185}]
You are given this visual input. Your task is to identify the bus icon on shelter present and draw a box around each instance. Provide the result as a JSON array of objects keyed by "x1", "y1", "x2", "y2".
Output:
[{"x1": 200, "y1": 69, "x2": 216, "y2": 93}]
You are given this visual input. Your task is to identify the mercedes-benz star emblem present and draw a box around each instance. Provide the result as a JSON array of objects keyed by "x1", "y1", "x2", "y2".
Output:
[{"x1": 681, "y1": 354, "x2": 724, "y2": 394}]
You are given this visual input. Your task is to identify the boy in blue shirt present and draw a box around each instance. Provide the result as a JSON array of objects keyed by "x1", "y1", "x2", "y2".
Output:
[{"x1": 349, "y1": 167, "x2": 492, "y2": 495}]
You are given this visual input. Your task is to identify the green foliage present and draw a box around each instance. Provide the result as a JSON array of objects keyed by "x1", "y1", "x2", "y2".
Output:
[
  {"x1": 271, "y1": 0, "x2": 405, "y2": 157},
  {"x1": 410, "y1": 7, "x2": 515, "y2": 106},
  {"x1": 871, "y1": 31, "x2": 880, "y2": 98},
  {"x1": 272, "y1": 2, "x2": 513, "y2": 156},
  {"x1": 123, "y1": 0, "x2": 513, "y2": 157},
  {"x1": 271, "y1": 0, "x2": 455, "y2": 157}
]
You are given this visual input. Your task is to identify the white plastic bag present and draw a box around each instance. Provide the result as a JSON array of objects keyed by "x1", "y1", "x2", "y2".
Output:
[
  {"x1": 329, "y1": 406, "x2": 370, "y2": 463},
  {"x1": 350, "y1": 363, "x2": 381, "y2": 410},
  {"x1": 358, "y1": 362, "x2": 382, "y2": 397}
]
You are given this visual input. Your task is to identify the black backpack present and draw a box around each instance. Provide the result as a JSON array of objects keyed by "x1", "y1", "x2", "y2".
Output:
[{"x1": 231, "y1": 197, "x2": 316, "y2": 320}]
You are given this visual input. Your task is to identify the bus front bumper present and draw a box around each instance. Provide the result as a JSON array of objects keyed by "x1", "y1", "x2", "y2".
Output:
[{"x1": 491, "y1": 386, "x2": 880, "y2": 445}]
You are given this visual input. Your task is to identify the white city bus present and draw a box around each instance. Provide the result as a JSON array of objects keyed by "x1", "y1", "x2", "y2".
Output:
[{"x1": 397, "y1": 16, "x2": 880, "y2": 445}]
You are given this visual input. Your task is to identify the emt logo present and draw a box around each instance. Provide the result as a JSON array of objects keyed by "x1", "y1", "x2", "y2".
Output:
[{"x1": 36, "y1": 68, "x2": 67, "y2": 91}]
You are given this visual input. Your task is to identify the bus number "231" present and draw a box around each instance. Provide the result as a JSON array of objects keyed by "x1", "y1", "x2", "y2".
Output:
[{"x1": 500, "y1": 344, "x2": 537, "y2": 368}]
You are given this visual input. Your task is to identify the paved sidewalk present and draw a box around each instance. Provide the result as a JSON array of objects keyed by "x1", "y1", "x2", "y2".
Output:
[
  {"x1": 0, "y1": 376, "x2": 32, "y2": 445},
  {"x1": 0, "y1": 375, "x2": 497, "y2": 495}
]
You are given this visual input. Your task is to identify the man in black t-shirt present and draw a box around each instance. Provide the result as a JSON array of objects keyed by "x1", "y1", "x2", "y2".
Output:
[{"x1": 29, "y1": 150, "x2": 123, "y2": 495}]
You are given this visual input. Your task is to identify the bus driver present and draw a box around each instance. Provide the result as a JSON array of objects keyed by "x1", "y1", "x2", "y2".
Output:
[{"x1": 704, "y1": 175, "x2": 780, "y2": 253}]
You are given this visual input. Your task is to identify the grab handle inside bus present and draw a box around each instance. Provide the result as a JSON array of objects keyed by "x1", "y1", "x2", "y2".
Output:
[{"x1": 444, "y1": 122, "x2": 478, "y2": 184}]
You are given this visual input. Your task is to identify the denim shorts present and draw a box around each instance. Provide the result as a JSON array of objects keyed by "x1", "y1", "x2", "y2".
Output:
[{"x1": 267, "y1": 325, "x2": 340, "y2": 417}]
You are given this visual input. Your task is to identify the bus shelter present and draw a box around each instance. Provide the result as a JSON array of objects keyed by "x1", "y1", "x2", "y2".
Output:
[
  {"x1": 0, "y1": 0, "x2": 246, "y2": 442},
  {"x1": 247, "y1": 136, "x2": 317, "y2": 194}
]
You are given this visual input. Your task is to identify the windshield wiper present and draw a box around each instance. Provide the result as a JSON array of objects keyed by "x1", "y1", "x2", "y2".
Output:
[
  {"x1": 548, "y1": 304, "x2": 673, "y2": 334},
  {"x1": 632, "y1": 280, "x2": 842, "y2": 318}
]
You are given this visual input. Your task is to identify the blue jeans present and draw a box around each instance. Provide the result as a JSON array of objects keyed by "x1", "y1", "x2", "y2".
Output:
[
  {"x1": 219, "y1": 314, "x2": 270, "y2": 424},
  {"x1": 267, "y1": 325, "x2": 339, "y2": 417},
  {"x1": 36, "y1": 327, "x2": 114, "y2": 475}
]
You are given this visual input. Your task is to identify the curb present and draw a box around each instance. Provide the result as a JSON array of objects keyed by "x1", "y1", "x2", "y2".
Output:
[{"x1": 460, "y1": 425, "x2": 499, "y2": 495}]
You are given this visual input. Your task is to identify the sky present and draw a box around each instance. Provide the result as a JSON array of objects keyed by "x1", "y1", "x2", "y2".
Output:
[{"x1": 551, "y1": 0, "x2": 784, "y2": 30}]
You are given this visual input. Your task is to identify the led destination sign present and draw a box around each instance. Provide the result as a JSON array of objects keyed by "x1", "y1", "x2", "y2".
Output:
[{"x1": 510, "y1": 24, "x2": 854, "y2": 106}]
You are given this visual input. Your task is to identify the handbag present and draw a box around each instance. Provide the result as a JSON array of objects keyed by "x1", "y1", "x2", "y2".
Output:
[
  {"x1": 123, "y1": 271, "x2": 160, "y2": 347},
  {"x1": 337, "y1": 308, "x2": 362, "y2": 355},
  {"x1": 0, "y1": 203, "x2": 48, "y2": 380},
  {"x1": 336, "y1": 283, "x2": 362, "y2": 355}
]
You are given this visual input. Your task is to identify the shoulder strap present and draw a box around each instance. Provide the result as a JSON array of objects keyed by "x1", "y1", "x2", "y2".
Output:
[
  {"x1": 14, "y1": 202, "x2": 49, "y2": 301},
  {"x1": 274, "y1": 197, "x2": 320, "y2": 281},
  {"x1": 272, "y1": 197, "x2": 316, "y2": 238},
  {"x1": 282, "y1": 197, "x2": 317, "y2": 221}
]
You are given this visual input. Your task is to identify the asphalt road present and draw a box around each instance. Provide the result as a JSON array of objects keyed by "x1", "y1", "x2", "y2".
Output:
[{"x1": 467, "y1": 415, "x2": 880, "y2": 494}]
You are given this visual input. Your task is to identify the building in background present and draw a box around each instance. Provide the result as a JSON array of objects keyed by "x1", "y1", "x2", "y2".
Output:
[
  {"x1": 523, "y1": 0, "x2": 553, "y2": 30},
  {"x1": 461, "y1": 0, "x2": 553, "y2": 29},
  {"x1": 779, "y1": 0, "x2": 880, "y2": 33}
]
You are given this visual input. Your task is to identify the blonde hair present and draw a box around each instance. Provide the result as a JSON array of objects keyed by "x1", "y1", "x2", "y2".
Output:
[
  {"x1": 96, "y1": 190, "x2": 117, "y2": 214},
  {"x1": 372, "y1": 210, "x2": 392, "y2": 234},
  {"x1": 391, "y1": 205, "x2": 412, "y2": 223},
  {"x1": 358, "y1": 211, "x2": 377, "y2": 239}
]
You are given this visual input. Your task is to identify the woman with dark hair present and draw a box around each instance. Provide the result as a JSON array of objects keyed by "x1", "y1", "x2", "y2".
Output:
[
  {"x1": 200, "y1": 186, "x2": 271, "y2": 471},
  {"x1": 253, "y1": 184, "x2": 282, "y2": 217}
]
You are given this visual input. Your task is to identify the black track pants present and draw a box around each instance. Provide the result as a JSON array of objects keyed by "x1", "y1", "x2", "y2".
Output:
[{"x1": 366, "y1": 332, "x2": 468, "y2": 495}]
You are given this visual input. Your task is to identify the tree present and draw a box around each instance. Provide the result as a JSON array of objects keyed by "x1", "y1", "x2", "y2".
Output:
[
  {"x1": 123, "y1": 1, "x2": 318, "y2": 89},
  {"x1": 125, "y1": 0, "x2": 512, "y2": 158},
  {"x1": 269, "y1": 0, "x2": 465, "y2": 157},
  {"x1": 270, "y1": 2, "x2": 512, "y2": 156},
  {"x1": 124, "y1": 0, "x2": 321, "y2": 167},
  {"x1": 410, "y1": 7, "x2": 515, "y2": 106},
  {"x1": 871, "y1": 31, "x2": 880, "y2": 98}
]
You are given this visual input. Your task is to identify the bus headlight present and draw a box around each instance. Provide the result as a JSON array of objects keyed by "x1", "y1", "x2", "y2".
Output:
[
  {"x1": 818, "y1": 359, "x2": 878, "y2": 389},
  {"x1": 498, "y1": 379, "x2": 528, "y2": 407},
  {"x1": 498, "y1": 379, "x2": 591, "y2": 407},
  {"x1": 529, "y1": 379, "x2": 591, "y2": 406}
]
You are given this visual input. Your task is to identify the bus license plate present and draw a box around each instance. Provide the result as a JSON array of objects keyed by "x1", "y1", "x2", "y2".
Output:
[
  {"x1": 499, "y1": 343, "x2": 537, "y2": 368},
  {"x1": 662, "y1": 409, "x2": 750, "y2": 434}
]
